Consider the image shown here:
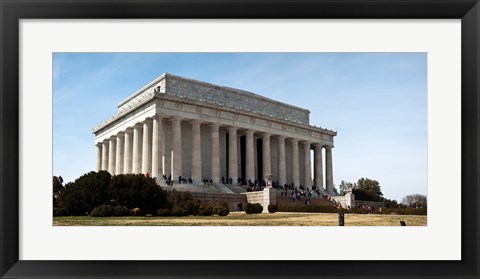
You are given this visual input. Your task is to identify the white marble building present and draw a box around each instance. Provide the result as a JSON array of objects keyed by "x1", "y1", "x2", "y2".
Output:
[{"x1": 93, "y1": 73, "x2": 336, "y2": 194}]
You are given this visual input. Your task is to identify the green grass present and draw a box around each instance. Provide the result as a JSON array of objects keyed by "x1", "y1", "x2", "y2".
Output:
[{"x1": 53, "y1": 212, "x2": 427, "y2": 226}]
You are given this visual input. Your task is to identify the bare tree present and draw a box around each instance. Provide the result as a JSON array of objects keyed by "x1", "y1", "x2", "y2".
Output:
[{"x1": 402, "y1": 194, "x2": 427, "y2": 208}]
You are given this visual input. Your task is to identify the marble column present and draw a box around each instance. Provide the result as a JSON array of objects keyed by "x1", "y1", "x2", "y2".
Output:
[
  {"x1": 277, "y1": 136, "x2": 286, "y2": 186},
  {"x1": 132, "y1": 125, "x2": 142, "y2": 173},
  {"x1": 191, "y1": 120, "x2": 202, "y2": 183},
  {"x1": 108, "y1": 137, "x2": 116, "y2": 174},
  {"x1": 142, "y1": 121, "x2": 152, "y2": 175},
  {"x1": 101, "y1": 141, "x2": 108, "y2": 171},
  {"x1": 210, "y1": 124, "x2": 220, "y2": 183},
  {"x1": 263, "y1": 133, "x2": 272, "y2": 178},
  {"x1": 96, "y1": 143, "x2": 102, "y2": 171},
  {"x1": 172, "y1": 117, "x2": 182, "y2": 180},
  {"x1": 291, "y1": 138, "x2": 300, "y2": 187},
  {"x1": 228, "y1": 127, "x2": 238, "y2": 183},
  {"x1": 115, "y1": 133, "x2": 124, "y2": 175},
  {"x1": 325, "y1": 145, "x2": 334, "y2": 194},
  {"x1": 313, "y1": 143, "x2": 324, "y2": 193},
  {"x1": 303, "y1": 141, "x2": 311, "y2": 188},
  {"x1": 151, "y1": 116, "x2": 162, "y2": 181},
  {"x1": 245, "y1": 130, "x2": 255, "y2": 182},
  {"x1": 123, "y1": 129, "x2": 132, "y2": 174}
]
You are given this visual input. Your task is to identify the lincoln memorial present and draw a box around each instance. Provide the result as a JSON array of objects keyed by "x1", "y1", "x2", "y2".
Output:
[{"x1": 93, "y1": 73, "x2": 337, "y2": 195}]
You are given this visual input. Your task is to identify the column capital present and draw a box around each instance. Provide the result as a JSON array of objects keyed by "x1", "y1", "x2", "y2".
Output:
[
  {"x1": 303, "y1": 140, "x2": 311, "y2": 149},
  {"x1": 313, "y1": 142, "x2": 323, "y2": 148},
  {"x1": 290, "y1": 138, "x2": 299, "y2": 143},
  {"x1": 245, "y1": 129, "x2": 255, "y2": 136},
  {"x1": 227, "y1": 126, "x2": 238, "y2": 132},
  {"x1": 209, "y1": 123, "x2": 220, "y2": 129},
  {"x1": 262, "y1": 132, "x2": 271, "y2": 138},
  {"x1": 133, "y1": 123, "x2": 143, "y2": 129},
  {"x1": 171, "y1": 116, "x2": 183, "y2": 123},
  {"x1": 277, "y1": 135, "x2": 286, "y2": 140},
  {"x1": 152, "y1": 114, "x2": 166, "y2": 120},
  {"x1": 324, "y1": 144, "x2": 334, "y2": 150},
  {"x1": 190, "y1": 119, "x2": 203, "y2": 125}
]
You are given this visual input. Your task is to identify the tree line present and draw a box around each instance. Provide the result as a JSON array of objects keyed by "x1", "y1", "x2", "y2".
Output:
[
  {"x1": 53, "y1": 171, "x2": 229, "y2": 217},
  {"x1": 337, "y1": 178, "x2": 427, "y2": 209}
]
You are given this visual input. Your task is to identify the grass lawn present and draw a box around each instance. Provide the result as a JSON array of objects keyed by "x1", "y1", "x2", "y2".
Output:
[{"x1": 53, "y1": 212, "x2": 427, "y2": 226}]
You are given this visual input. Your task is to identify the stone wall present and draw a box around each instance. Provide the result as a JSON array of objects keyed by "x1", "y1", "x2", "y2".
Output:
[
  {"x1": 331, "y1": 193, "x2": 355, "y2": 208},
  {"x1": 190, "y1": 192, "x2": 247, "y2": 212},
  {"x1": 187, "y1": 189, "x2": 277, "y2": 213},
  {"x1": 244, "y1": 188, "x2": 277, "y2": 213}
]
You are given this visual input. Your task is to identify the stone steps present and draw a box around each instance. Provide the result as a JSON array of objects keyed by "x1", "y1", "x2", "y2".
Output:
[{"x1": 160, "y1": 181, "x2": 235, "y2": 194}]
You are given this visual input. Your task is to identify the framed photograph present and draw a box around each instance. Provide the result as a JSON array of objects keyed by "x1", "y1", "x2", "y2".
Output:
[{"x1": 1, "y1": 0, "x2": 479, "y2": 278}]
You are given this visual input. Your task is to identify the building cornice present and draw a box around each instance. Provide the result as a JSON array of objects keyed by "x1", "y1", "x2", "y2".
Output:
[{"x1": 93, "y1": 93, "x2": 336, "y2": 137}]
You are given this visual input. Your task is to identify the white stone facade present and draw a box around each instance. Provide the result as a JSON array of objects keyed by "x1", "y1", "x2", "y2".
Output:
[{"x1": 93, "y1": 73, "x2": 337, "y2": 193}]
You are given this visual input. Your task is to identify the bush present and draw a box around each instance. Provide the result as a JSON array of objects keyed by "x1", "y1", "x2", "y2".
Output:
[
  {"x1": 277, "y1": 204, "x2": 337, "y2": 213},
  {"x1": 58, "y1": 171, "x2": 111, "y2": 216},
  {"x1": 109, "y1": 174, "x2": 166, "y2": 214},
  {"x1": 156, "y1": 208, "x2": 171, "y2": 216},
  {"x1": 112, "y1": 205, "x2": 130, "y2": 216},
  {"x1": 198, "y1": 204, "x2": 214, "y2": 216},
  {"x1": 171, "y1": 205, "x2": 188, "y2": 216},
  {"x1": 55, "y1": 172, "x2": 167, "y2": 216},
  {"x1": 90, "y1": 204, "x2": 131, "y2": 217},
  {"x1": 91, "y1": 204, "x2": 115, "y2": 217},
  {"x1": 53, "y1": 207, "x2": 68, "y2": 217},
  {"x1": 210, "y1": 200, "x2": 229, "y2": 216},
  {"x1": 245, "y1": 203, "x2": 263, "y2": 214},
  {"x1": 164, "y1": 190, "x2": 200, "y2": 216},
  {"x1": 267, "y1": 204, "x2": 278, "y2": 213},
  {"x1": 348, "y1": 207, "x2": 365, "y2": 214}
]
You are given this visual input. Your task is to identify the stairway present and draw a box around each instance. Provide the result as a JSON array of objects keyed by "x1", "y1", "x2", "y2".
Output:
[{"x1": 161, "y1": 181, "x2": 236, "y2": 194}]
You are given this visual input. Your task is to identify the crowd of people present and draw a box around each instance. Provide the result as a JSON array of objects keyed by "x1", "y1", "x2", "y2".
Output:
[{"x1": 158, "y1": 173, "x2": 381, "y2": 212}]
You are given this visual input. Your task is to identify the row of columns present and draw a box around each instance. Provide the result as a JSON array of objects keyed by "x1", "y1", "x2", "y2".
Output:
[{"x1": 96, "y1": 116, "x2": 334, "y2": 193}]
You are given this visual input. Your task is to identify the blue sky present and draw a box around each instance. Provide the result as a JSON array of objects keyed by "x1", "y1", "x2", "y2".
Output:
[{"x1": 53, "y1": 53, "x2": 427, "y2": 202}]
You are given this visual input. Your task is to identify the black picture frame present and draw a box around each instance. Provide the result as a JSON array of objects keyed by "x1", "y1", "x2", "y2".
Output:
[{"x1": 1, "y1": 0, "x2": 479, "y2": 278}]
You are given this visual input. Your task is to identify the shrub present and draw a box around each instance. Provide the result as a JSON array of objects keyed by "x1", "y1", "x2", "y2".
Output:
[
  {"x1": 156, "y1": 208, "x2": 171, "y2": 216},
  {"x1": 267, "y1": 204, "x2": 278, "y2": 213},
  {"x1": 53, "y1": 207, "x2": 68, "y2": 217},
  {"x1": 277, "y1": 204, "x2": 337, "y2": 213},
  {"x1": 197, "y1": 204, "x2": 214, "y2": 216},
  {"x1": 194, "y1": 200, "x2": 230, "y2": 216},
  {"x1": 90, "y1": 204, "x2": 115, "y2": 217},
  {"x1": 171, "y1": 205, "x2": 188, "y2": 216},
  {"x1": 245, "y1": 203, "x2": 263, "y2": 214},
  {"x1": 109, "y1": 174, "x2": 166, "y2": 214},
  {"x1": 58, "y1": 171, "x2": 111, "y2": 216},
  {"x1": 348, "y1": 207, "x2": 365, "y2": 214},
  {"x1": 210, "y1": 200, "x2": 229, "y2": 216},
  {"x1": 164, "y1": 190, "x2": 200, "y2": 215},
  {"x1": 112, "y1": 205, "x2": 130, "y2": 216},
  {"x1": 90, "y1": 204, "x2": 131, "y2": 217}
]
